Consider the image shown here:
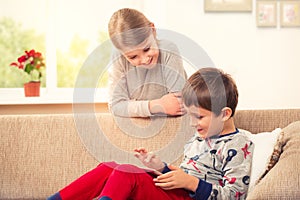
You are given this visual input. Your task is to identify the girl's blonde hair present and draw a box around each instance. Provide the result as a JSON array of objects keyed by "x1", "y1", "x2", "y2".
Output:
[{"x1": 108, "y1": 8, "x2": 153, "y2": 50}]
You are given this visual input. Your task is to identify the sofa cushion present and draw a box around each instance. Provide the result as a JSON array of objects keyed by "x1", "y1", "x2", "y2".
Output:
[
  {"x1": 245, "y1": 128, "x2": 281, "y2": 192},
  {"x1": 246, "y1": 121, "x2": 300, "y2": 199}
]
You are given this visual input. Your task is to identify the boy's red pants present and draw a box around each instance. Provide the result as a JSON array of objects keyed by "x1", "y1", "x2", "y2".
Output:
[{"x1": 59, "y1": 162, "x2": 193, "y2": 200}]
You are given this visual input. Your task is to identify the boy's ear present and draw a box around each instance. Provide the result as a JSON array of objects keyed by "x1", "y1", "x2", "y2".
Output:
[{"x1": 221, "y1": 107, "x2": 232, "y2": 121}]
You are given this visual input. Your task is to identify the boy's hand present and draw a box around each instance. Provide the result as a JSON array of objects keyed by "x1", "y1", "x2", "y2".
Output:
[
  {"x1": 153, "y1": 165, "x2": 199, "y2": 192},
  {"x1": 134, "y1": 148, "x2": 165, "y2": 171}
]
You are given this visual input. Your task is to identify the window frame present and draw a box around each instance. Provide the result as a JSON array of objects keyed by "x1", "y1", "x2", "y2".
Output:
[
  {"x1": 0, "y1": 1, "x2": 168, "y2": 105},
  {"x1": 0, "y1": 0, "x2": 111, "y2": 105}
]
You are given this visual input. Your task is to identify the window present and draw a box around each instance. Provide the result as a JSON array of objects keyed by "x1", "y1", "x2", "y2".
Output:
[
  {"x1": 0, "y1": 0, "x2": 47, "y2": 88},
  {"x1": 0, "y1": 0, "x2": 144, "y2": 104}
]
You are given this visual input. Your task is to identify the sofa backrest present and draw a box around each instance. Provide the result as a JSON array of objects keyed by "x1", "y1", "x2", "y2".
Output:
[
  {"x1": 234, "y1": 109, "x2": 300, "y2": 134},
  {"x1": 0, "y1": 109, "x2": 299, "y2": 199}
]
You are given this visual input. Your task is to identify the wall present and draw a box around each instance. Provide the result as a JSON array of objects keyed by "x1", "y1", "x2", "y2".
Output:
[
  {"x1": 145, "y1": 0, "x2": 300, "y2": 110},
  {"x1": 2, "y1": 1, "x2": 300, "y2": 114}
]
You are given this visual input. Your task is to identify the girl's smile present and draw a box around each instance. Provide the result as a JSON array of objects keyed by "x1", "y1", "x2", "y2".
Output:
[{"x1": 122, "y1": 35, "x2": 159, "y2": 68}]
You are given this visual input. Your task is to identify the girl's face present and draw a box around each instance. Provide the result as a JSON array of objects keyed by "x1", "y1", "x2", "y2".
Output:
[
  {"x1": 187, "y1": 105, "x2": 224, "y2": 139},
  {"x1": 121, "y1": 34, "x2": 159, "y2": 68}
]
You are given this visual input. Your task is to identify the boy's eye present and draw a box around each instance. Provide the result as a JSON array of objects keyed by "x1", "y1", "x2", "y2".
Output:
[{"x1": 191, "y1": 114, "x2": 203, "y2": 119}]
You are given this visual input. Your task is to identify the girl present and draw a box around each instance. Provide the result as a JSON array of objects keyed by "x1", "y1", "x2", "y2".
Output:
[
  {"x1": 108, "y1": 8, "x2": 187, "y2": 117},
  {"x1": 48, "y1": 8, "x2": 191, "y2": 200}
]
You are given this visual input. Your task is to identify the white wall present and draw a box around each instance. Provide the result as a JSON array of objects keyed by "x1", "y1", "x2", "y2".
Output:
[{"x1": 145, "y1": 0, "x2": 300, "y2": 110}]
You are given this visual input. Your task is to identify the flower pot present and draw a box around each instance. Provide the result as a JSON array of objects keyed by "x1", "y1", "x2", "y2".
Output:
[{"x1": 24, "y1": 81, "x2": 40, "y2": 97}]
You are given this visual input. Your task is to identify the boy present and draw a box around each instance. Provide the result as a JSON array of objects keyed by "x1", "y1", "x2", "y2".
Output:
[
  {"x1": 135, "y1": 67, "x2": 254, "y2": 199},
  {"x1": 48, "y1": 67, "x2": 253, "y2": 200}
]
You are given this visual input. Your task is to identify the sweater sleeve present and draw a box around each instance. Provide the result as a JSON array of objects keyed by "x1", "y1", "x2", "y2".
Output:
[
  {"x1": 108, "y1": 52, "x2": 152, "y2": 117},
  {"x1": 159, "y1": 40, "x2": 187, "y2": 92},
  {"x1": 108, "y1": 41, "x2": 187, "y2": 118}
]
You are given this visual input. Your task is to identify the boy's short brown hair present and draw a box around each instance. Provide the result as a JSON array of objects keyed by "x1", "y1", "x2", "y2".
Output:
[{"x1": 182, "y1": 67, "x2": 238, "y2": 117}]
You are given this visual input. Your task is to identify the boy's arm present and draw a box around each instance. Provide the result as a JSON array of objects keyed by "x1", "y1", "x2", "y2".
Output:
[
  {"x1": 134, "y1": 148, "x2": 165, "y2": 171},
  {"x1": 154, "y1": 165, "x2": 213, "y2": 200},
  {"x1": 154, "y1": 139, "x2": 254, "y2": 200},
  {"x1": 154, "y1": 165, "x2": 200, "y2": 191},
  {"x1": 192, "y1": 139, "x2": 254, "y2": 200}
]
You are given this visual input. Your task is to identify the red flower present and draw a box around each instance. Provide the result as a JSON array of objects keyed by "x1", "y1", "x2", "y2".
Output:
[
  {"x1": 34, "y1": 52, "x2": 41, "y2": 58},
  {"x1": 10, "y1": 49, "x2": 45, "y2": 81},
  {"x1": 10, "y1": 62, "x2": 18, "y2": 67},
  {"x1": 25, "y1": 49, "x2": 36, "y2": 57},
  {"x1": 18, "y1": 55, "x2": 27, "y2": 63}
]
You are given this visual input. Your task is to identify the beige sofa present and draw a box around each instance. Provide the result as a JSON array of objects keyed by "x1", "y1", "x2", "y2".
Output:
[{"x1": 1, "y1": 109, "x2": 300, "y2": 199}]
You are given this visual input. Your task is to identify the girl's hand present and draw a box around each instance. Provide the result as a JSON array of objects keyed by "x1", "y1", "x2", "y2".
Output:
[
  {"x1": 134, "y1": 148, "x2": 165, "y2": 171},
  {"x1": 153, "y1": 165, "x2": 199, "y2": 192},
  {"x1": 149, "y1": 92, "x2": 186, "y2": 116}
]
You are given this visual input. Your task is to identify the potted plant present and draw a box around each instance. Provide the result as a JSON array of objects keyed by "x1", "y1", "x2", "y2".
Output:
[{"x1": 10, "y1": 49, "x2": 46, "y2": 97}]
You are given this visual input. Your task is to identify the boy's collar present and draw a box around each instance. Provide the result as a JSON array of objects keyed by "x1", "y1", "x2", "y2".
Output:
[
  {"x1": 217, "y1": 128, "x2": 239, "y2": 138},
  {"x1": 196, "y1": 128, "x2": 239, "y2": 141}
]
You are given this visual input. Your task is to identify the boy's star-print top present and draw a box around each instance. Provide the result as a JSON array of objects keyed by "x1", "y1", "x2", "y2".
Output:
[{"x1": 180, "y1": 129, "x2": 254, "y2": 200}]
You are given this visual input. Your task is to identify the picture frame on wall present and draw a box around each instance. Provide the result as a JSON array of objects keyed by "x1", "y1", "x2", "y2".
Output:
[
  {"x1": 280, "y1": 1, "x2": 300, "y2": 27},
  {"x1": 204, "y1": 0, "x2": 252, "y2": 12},
  {"x1": 256, "y1": 1, "x2": 277, "y2": 27}
]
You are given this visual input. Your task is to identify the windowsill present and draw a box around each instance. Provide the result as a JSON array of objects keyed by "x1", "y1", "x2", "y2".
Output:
[{"x1": 0, "y1": 88, "x2": 108, "y2": 105}]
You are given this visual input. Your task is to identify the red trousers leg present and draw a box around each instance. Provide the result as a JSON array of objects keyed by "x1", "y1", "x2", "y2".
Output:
[
  {"x1": 98, "y1": 164, "x2": 192, "y2": 200},
  {"x1": 59, "y1": 162, "x2": 119, "y2": 200}
]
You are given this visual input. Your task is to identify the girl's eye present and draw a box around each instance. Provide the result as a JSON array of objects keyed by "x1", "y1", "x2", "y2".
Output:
[
  {"x1": 143, "y1": 47, "x2": 150, "y2": 52},
  {"x1": 128, "y1": 55, "x2": 137, "y2": 60}
]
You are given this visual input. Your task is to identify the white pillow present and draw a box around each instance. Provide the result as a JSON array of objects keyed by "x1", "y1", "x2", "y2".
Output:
[{"x1": 241, "y1": 128, "x2": 281, "y2": 192}]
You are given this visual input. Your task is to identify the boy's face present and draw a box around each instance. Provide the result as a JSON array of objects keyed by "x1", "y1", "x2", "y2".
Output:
[
  {"x1": 187, "y1": 105, "x2": 224, "y2": 139},
  {"x1": 121, "y1": 34, "x2": 159, "y2": 68}
]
